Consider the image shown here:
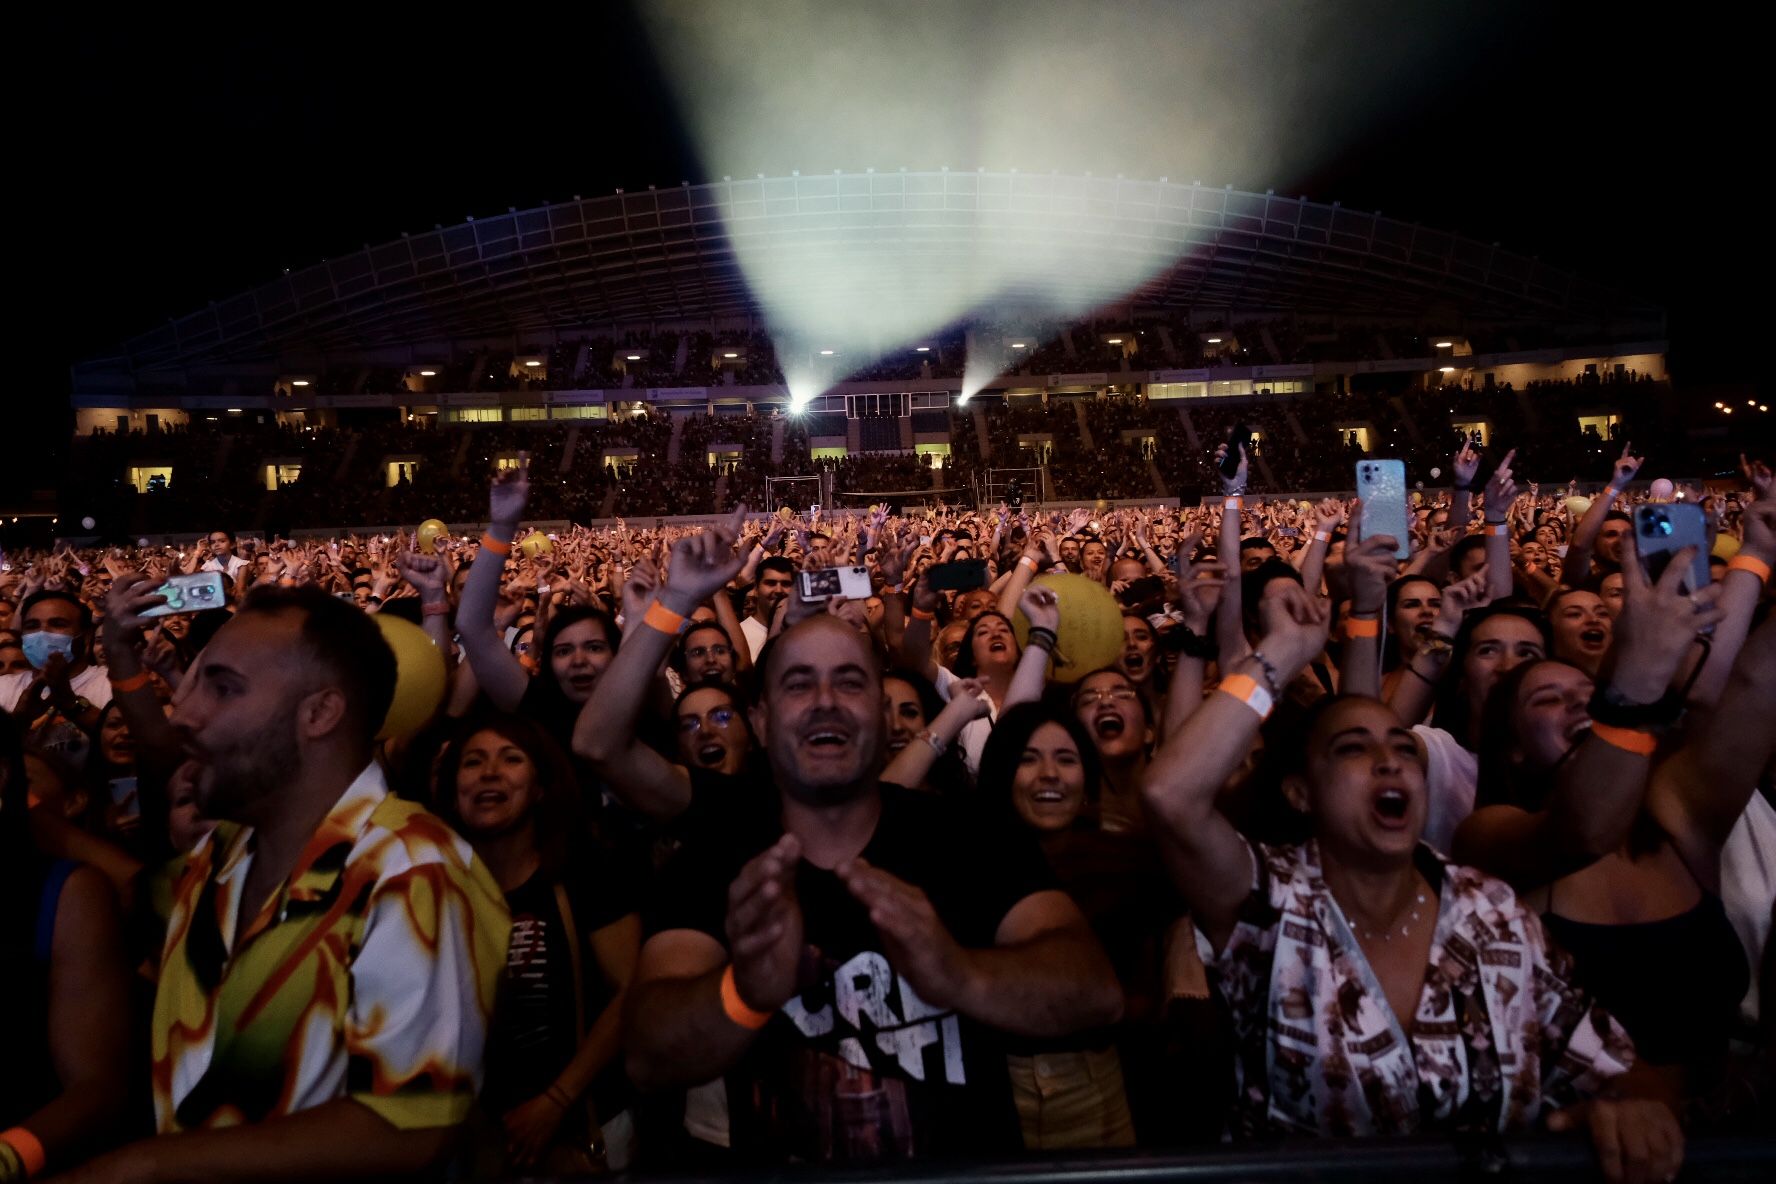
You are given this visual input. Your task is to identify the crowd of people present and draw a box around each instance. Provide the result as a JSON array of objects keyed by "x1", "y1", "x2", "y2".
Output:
[
  {"x1": 63, "y1": 376, "x2": 1707, "y2": 539},
  {"x1": 5, "y1": 430, "x2": 1773, "y2": 1183}
]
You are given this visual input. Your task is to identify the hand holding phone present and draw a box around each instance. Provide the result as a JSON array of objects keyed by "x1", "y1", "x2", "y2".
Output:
[
  {"x1": 797, "y1": 566, "x2": 872, "y2": 602},
  {"x1": 1356, "y1": 460, "x2": 1411, "y2": 560},
  {"x1": 142, "y1": 571, "x2": 227, "y2": 618}
]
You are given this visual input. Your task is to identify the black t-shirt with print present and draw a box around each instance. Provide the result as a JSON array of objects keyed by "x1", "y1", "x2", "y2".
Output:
[
  {"x1": 649, "y1": 773, "x2": 1057, "y2": 1165},
  {"x1": 483, "y1": 848, "x2": 638, "y2": 1125}
]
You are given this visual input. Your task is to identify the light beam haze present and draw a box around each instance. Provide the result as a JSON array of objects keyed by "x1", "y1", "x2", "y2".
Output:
[{"x1": 638, "y1": 0, "x2": 1483, "y2": 401}]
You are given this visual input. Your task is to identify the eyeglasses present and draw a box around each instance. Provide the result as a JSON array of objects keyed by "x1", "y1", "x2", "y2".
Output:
[
  {"x1": 677, "y1": 706, "x2": 738, "y2": 735},
  {"x1": 1074, "y1": 686, "x2": 1139, "y2": 707}
]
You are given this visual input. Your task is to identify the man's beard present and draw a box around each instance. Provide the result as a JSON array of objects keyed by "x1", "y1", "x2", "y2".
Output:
[{"x1": 190, "y1": 719, "x2": 303, "y2": 824}]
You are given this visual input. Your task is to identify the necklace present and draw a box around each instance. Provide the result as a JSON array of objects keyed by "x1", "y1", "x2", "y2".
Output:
[{"x1": 1353, "y1": 891, "x2": 1429, "y2": 944}]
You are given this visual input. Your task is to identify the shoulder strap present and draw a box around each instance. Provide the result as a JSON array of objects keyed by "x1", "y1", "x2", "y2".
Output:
[
  {"x1": 36, "y1": 859, "x2": 78, "y2": 965},
  {"x1": 553, "y1": 879, "x2": 587, "y2": 1043}
]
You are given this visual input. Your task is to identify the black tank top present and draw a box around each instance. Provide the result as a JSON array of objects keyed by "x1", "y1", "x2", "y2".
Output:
[{"x1": 1542, "y1": 893, "x2": 1748, "y2": 1073}]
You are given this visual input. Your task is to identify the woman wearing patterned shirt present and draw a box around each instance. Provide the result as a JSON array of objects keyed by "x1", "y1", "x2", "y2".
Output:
[{"x1": 1141, "y1": 579, "x2": 1683, "y2": 1184}]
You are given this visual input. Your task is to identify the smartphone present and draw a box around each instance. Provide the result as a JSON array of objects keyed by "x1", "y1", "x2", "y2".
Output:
[
  {"x1": 142, "y1": 571, "x2": 227, "y2": 618},
  {"x1": 1219, "y1": 422, "x2": 1251, "y2": 478},
  {"x1": 109, "y1": 776, "x2": 141, "y2": 826},
  {"x1": 798, "y1": 566, "x2": 872, "y2": 602},
  {"x1": 1356, "y1": 460, "x2": 1411, "y2": 560},
  {"x1": 927, "y1": 559, "x2": 989, "y2": 592},
  {"x1": 1633, "y1": 504, "x2": 1710, "y2": 593}
]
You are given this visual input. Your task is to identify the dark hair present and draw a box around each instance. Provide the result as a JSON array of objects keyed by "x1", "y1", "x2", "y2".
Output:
[
  {"x1": 1065, "y1": 665, "x2": 1156, "y2": 728},
  {"x1": 673, "y1": 677, "x2": 757, "y2": 758},
  {"x1": 882, "y1": 665, "x2": 945, "y2": 725},
  {"x1": 237, "y1": 585, "x2": 397, "y2": 749},
  {"x1": 208, "y1": 528, "x2": 238, "y2": 544},
  {"x1": 19, "y1": 589, "x2": 92, "y2": 633},
  {"x1": 1429, "y1": 602, "x2": 1552, "y2": 749},
  {"x1": 1245, "y1": 692, "x2": 1384, "y2": 844},
  {"x1": 670, "y1": 620, "x2": 735, "y2": 679},
  {"x1": 1474, "y1": 658, "x2": 1569, "y2": 813},
  {"x1": 435, "y1": 713, "x2": 583, "y2": 874},
  {"x1": 976, "y1": 701, "x2": 1102, "y2": 828},
  {"x1": 535, "y1": 606, "x2": 620, "y2": 697},
  {"x1": 1449, "y1": 534, "x2": 1488, "y2": 574},
  {"x1": 1382, "y1": 576, "x2": 1442, "y2": 670},
  {"x1": 1604, "y1": 510, "x2": 1632, "y2": 524},
  {"x1": 1240, "y1": 558, "x2": 1304, "y2": 636},
  {"x1": 1239, "y1": 536, "x2": 1276, "y2": 552},
  {"x1": 756, "y1": 556, "x2": 796, "y2": 584},
  {"x1": 950, "y1": 610, "x2": 1018, "y2": 678}
]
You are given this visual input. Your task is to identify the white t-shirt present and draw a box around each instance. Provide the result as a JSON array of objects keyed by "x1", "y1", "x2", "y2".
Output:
[
  {"x1": 740, "y1": 615, "x2": 770, "y2": 662},
  {"x1": 933, "y1": 665, "x2": 997, "y2": 775},
  {"x1": 1412, "y1": 724, "x2": 1478, "y2": 854},
  {"x1": 202, "y1": 553, "x2": 249, "y2": 582},
  {"x1": 0, "y1": 663, "x2": 114, "y2": 715}
]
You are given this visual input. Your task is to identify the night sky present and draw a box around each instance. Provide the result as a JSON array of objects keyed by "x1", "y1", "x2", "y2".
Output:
[{"x1": 9, "y1": 3, "x2": 1761, "y2": 500}]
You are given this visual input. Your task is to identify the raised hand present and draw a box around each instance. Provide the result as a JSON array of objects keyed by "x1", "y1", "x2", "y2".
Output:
[
  {"x1": 1313, "y1": 498, "x2": 1345, "y2": 533},
  {"x1": 1608, "y1": 541, "x2": 1725, "y2": 701},
  {"x1": 102, "y1": 571, "x2": 169, "y2": 649},
  {"x1": 1609, "y1": 441, "x2": 1644, "y2": 489},
  {"x1": 660, "y1": 505, "x2": 748, "y2": 614},
  {"x1": 1452, "y1": 439, "x2": 1481, "y2": 490},
  {"x1": 1254, "y1": 579, "x2": 1331, "y2": 680},
  {"x1": 1174, "y1": 553, "x2": 1228, "y2": 633},
  {"x1": 1432, "y1": 566, "x2": 1494, "y2": 639},
  {"x1": 488, "y1": 454, "x2": 531, "y2": 528},
  {"x1": 1742, "y1": 453, "x2": 1775, "y2": 502},
  {"x1": 621, "y1": 557, "x2": 659, "y2": 624},
  {"x1": 1343, "y1": 534, "x2": 1399, "y2": 614},
  {"x1": 1214, "y1": 441, "x2": 1248, "y2": 496},
  {"x1": 1018, "y1": 584, "x2": 1060, "y2": 634},
  {"x1": 725, "y1": 834, "x2": 806, "y2": 1014},
  {"x1": 1483, "y1": 448, "x2": 1519, "y2": 520},
  {"x1": 396, "y1": 547, "x2": 447, "y2": 601}
]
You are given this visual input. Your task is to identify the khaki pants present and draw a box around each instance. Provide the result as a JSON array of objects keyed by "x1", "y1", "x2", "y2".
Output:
[{"x1": 1007, "y1": 1047, "x2": 1137, "y2": 1149}]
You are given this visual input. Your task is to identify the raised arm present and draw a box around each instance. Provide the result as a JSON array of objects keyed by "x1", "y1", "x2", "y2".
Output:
[
  {"x1": 1480, "y1": 449, "x2": 1519, "y2": 603},
  {"x1": 1143, "y1": 581, "x2": 1331, "y2": 950},
  {"x1": 1385, "y1": 566, "x2": 1492, "y2": 725},
  {"x1": 572, "y1": 509, "x2": 746, "y2": 822},
  {"x1": 1681, "y1": 497, "x2": 1774, "y2": 707},
  {"x1": 1000, "y1": 585, "x2": 1061, "y2": 710},
  {"x1": 1449, "y1": 438, "x2": 1481, "y2": 533},
  {"x1": 1161, "y1": 541, "x2": 1225, "y2": 740},
  {"x1": 457, "y1": 462, "x2": 534, "y2": 712},
  {"x1": 881, "y1": 677, "x2": 990, "y2": 788},
  {"x1": 1451, "y1": 544, "x2": 1727, "y2": 888},
  {"x1": 1561, "y1": 442, "x2": 1642, "y2": 586},
  {"x1": 1213, "y1": 442, "x2": 1250, "y2": 665},
  {"x1": 1296, "y1": 498, "x2": 1344, "y2": 594},
  {"x1": 1338, "y1": 532, "x2": 1399, "y2": 700}
]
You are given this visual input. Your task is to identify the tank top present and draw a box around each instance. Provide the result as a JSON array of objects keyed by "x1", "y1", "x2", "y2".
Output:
[{"x1": 1542, "y1": 892, "x2": 1748, "y2": 1073}]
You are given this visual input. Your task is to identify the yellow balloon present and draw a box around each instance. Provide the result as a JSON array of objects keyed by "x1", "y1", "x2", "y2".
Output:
[
  {"x1": 375, "y1": 614, "x2": 447, "y2": 740},
  {"x1": 416, "y1": 519, "x2": 448, "y2": 555},
  {"x1": 1564, "y1": 496, "x2": 1592, "y2": 517},
  {"x1": 519, "y1": 531, "x2": 553, "y2": 560},
  {"x1": 1011, "y1": 572, "x2": 1124, "y2": 684},
  {"x1": 1712, "y1": 533, "x2": 1741, "y2": 561},
  {"x1": 1299, "y1": 500, "x2": 1313, "y2": 511}
]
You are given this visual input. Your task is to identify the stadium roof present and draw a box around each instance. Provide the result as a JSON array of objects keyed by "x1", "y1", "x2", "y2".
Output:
[{"x1": 86, "y1": 171, "x2": 1661, "y2": 374}]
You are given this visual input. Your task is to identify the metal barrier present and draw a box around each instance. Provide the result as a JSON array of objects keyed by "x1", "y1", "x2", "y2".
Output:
[{"x1": 605, "y1": 1136, "x2": 1774, "y2": 1183}]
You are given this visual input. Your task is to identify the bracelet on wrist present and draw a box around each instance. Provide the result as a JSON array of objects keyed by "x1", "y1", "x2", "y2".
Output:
[
  {"x1": 1244, "y1": 650, "x2": 1282, "y2": 697},
  {"x1": 1025, "y1": 626, "x2": 1058, "y2": 654},
  {"x1": 479, "y1": 532, "x2": 513, "y2": 557},
  {"x1": 1342, "y1": 615, "x2": 1381, "y2": 639},
  {"x1": 1174, "y1": 625, "x2": 1218, "y2": 661},
  {"x1": 0, "y1": 1127, "x2": 45, "y2": 1180},
  {"x1": 1588, "y1": 722, "x2": 1659, "y2": 756},
  {"x1": 1727, "y1": 554, "x2": 1772, "y2": 583},
  {"x1": 719, "y1": 964, "x2": 773, "y2": 1030},
  {"x1": 1218, "y1": 673, "x2": 1274, "y2": 720},
  {"x1": 1587, "y1": 685, "x2": 1684, "y2": 730},
  {"x1": 109, "y1": 670, "x2": 152, "y2": 694},
  {"x1": 917, "y1": 729, "x2": 948, "y2": 757}
]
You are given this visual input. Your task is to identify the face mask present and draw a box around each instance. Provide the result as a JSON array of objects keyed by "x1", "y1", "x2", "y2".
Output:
[{"x1": 22, "y1": 631, "x2": 76, "y2": 670}]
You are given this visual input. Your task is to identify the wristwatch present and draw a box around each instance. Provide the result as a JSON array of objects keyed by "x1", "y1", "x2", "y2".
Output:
[{"x1": 1588, "y1": 685, "x2": 1684, "y2": 730}]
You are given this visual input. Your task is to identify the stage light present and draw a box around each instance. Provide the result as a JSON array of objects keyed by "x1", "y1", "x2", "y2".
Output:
[
  {"x1": 1763, "y1": 405, "x2": 1771, "y2": 412},
  {"x1": 292, "y1": 379, "x2": 310, "y2": 387},
  {"x1": 1435, "y1": 341, "x2": 1453, "y2": 348},
  {"x1": 1724, "y1": 407, "x2": 1733, "y2": 415},
  {"x1": 1716, "y1": 402, "x2": 1725, "y2": 408},
  {"x1": 524, "y1": 360, "x2": 541, "y2": 366},
  {"x1": 723, "y1": 352, "x2": 738, "y2": 358},
  {"x1": 419, "y1": 369, "x2": 437, "y2": 376},
  {"x1": 626, "y1": 354, "x2": 642, "y2": 361},
  {"x1": 227, "y1": 407, "x2": 242, "y2": 412},
  {"x1": 1107, "y1": 337, "x2": 1123, "y2": 344},
  {"x1": 1438, "y1": 366, "x2": 1455, "y2": 373},
  {"x1": 820, "y1": 349, "x2": 836, "y2": 355},
  {"x1": 1206, "y1": 337, "x2": 1222, "y2": 344},
  {"x1": 1011, "y1": 342, "x2": 1026, "y2": 349},
  {"x1": 915, "y1": 346, "x2": 930, "y2": 352}
]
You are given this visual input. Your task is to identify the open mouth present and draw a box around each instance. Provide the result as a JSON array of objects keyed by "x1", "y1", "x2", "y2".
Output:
[
  {"x1": 472, "y1": 789, "x2": 509, "y2": 808},
  {"x1": 1565, "y1": 718, "x2": 1593, "y2": 744},
  {"x1": 1578, "y1": 627, "x2": 1608, "y2": 649},
  {"x1": 694, "y1": 742, "x2": 727, "y2": 767},
  {"x1": 1122, "y1": 651, "x2": 1147, "y2": 674},
  {"x1": 803, "y1": 727, "x2": 851, "y2": 752},
  {"x1": 1029, "y1": 788, "x2": 1069, "y2": 804},
  {"x1": 1371, "y1": 787, "x2": 1411, "y2": 827},
  {"x1": 1093, "y1": 714, "x2": 1127, "y2": 740}
]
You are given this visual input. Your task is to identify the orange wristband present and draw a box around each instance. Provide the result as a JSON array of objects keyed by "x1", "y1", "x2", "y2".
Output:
[
  {"x1": 1, "y1": 1127, "x2": 45, "y2": 1179},
  {"x1": 1589, "y1": 722, "x2": 1658, "y2": 756},
  {"x1": 720, "y1": 965, "x2": 773, "y2": 1030},
  {"x1": 1727, "y1": 554, "x2": 1772, "y2": 583},
  {"x1": 109, "y1": 671, "x2": 152, "y2": 694},
  {"x1": 1343, "y1": 615, "x2": 1381, "y2": 639},
  {"x1": 1018, "y1": 555, "x2": 1039, "y2": 571},
  {"x1": 479, "y1": 532, "x2": 513, "y2": 556},
  {"x1": 643, "y1": 601, "x2": 687, "y2": 635},
  {"x1": 1223, "y1": 496, "x2": 1243, "y2": 512},
  {"x1": 1218, "y1": 673, "x2": 1274, "y2": 720},
  {"x1": 1483, "y1": 523, "x2": 1508, "y2": 537},
  {"x1": 911, "y1": 605, "x2": 937, "y2": 621}
]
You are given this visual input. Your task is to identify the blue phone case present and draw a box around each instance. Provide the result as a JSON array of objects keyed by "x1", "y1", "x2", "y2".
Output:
[{"x1": 1356, "y1": 460, "x2": 1411, "y2": 560}]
